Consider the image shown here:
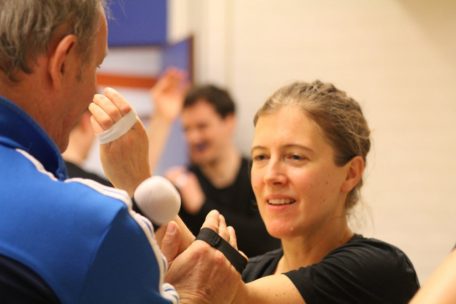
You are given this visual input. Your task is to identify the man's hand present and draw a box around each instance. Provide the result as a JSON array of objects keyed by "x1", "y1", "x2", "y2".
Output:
[
  {"x1": 147, "y1": 68, "x2": 187, "y2": 174},
  {"x1": 165, "y1": 210, "x2": 242, "y2": 304},
  {"x1": 166, "y1": 166, "x2": 205, "y2": 214},
  {"x1": 89, "y1": 87, "x2": 150, "y2": 196},
  {"x1": 156, "y1": 216, "x2": 195, "y2": 263},
  {"x1": 150, "y1": 68, "x2": 188, "y2": 123}
]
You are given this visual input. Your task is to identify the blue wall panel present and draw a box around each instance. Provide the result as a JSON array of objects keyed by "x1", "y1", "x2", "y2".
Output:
[
  {"x1": 160, "y1": 37, "x2": 193, "y2": 81},
  {"x1": 155, "y1": 37, "x2": 194, "y2": 174},
  {"x1": 107, "y1": 0, "x2": 167, "y2": 46}
]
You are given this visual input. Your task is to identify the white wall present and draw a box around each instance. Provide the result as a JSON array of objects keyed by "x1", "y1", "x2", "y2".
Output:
[{"x1": 170, "y1": 0, "x2": 456, "y2": 282}]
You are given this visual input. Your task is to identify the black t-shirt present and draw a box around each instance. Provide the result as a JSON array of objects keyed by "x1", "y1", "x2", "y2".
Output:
[
  {"x1": 64, "y1": 161, "x2": 112, "y2": 186},
  {"x1": 0, "y1": 254, "x2": 59, "y2": 304},
  {"x1": 179, "y1": 157, "x2": 280, "y2": 257},
  {"x1": 243, "y1": 235, "x2": 419, "y2": 304}
]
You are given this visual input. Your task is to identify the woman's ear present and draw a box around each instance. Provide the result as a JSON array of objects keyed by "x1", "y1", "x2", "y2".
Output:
[
  {"x1": 48, "y1": 34, "x2": 77, "y2": 88},
  {"x1": 341, "y1": 156, "x2": 365, "y2": 193}
]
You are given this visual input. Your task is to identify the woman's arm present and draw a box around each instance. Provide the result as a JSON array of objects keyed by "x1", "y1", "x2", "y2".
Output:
[
  {"x1": 234, "y1": 274, "x2": 305, "y2": 304},
  {"x1": 410, "y1": 249, "x2": 456, "y2": 304}
]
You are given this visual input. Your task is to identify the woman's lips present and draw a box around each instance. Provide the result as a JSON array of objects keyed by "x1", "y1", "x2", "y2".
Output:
[{"x1": 266, "y1": 198, "x2": 296, "y2": 206}]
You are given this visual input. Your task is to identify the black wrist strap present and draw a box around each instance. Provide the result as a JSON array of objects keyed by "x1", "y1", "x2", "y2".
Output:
[{"x1": 196, "y1": 227, "x2": 247, "y2": 274}]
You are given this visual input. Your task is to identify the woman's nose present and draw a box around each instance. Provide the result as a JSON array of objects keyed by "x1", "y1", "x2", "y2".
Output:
[{"x1": 264, "y1": 158, "x2": 287, "y2": 186}]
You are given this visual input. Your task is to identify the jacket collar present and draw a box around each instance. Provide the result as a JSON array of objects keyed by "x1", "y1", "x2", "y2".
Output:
[{"x1": 0, "y1": 96, "x2": 67, "y2": 180}]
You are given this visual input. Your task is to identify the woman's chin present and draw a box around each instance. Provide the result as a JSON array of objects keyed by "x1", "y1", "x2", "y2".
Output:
[{"x1": 265, "y1": 222, "x2": 297, "y2": 240}]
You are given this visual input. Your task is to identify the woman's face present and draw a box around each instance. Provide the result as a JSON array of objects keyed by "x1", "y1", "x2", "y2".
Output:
[{"x1": 251, "y1": 105, "x2": 351, "y2": 239}]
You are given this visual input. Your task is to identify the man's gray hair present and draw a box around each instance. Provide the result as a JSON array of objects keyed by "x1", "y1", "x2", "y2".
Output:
[{"x1": 0, "y1": 0, "x2": 106, "y2": 81}]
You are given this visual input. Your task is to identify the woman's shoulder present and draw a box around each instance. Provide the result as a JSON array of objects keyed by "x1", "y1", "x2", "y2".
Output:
[
  {"x1": 329, "y1": 234, "x2": 415, "y2": 268},
  {"x1": 284, "y1": 235, "x2": 420, "y2": 303},
  {"x1": 322, "y1": 234, "x2": 420, "y2": 296}
]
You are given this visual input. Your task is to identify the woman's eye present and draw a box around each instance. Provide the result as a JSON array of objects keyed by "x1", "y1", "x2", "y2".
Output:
[
  {"x1": 286, "y1": 154, "x2": 306, "y2": 161},
  {"x1": 252, "y1": 154, "x2": 268, "y2": 162}
]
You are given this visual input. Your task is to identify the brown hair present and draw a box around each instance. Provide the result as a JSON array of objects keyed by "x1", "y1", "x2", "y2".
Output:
[
  {"x1": 184, "y1": 84, "x2": 236, "y2": 119},
  {"x1": 254, "y1": 81, "x2": 371, "y2": 210}
]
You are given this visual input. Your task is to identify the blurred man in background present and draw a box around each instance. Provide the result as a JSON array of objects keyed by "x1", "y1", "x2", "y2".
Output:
[{"x1": 148, "y1": 70, "x2": 279, "y2": 257}]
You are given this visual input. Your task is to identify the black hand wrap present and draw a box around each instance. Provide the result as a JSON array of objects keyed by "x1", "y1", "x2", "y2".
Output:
[{"x1": 196, "y1": 227, "x2": 248, "y2": 274}]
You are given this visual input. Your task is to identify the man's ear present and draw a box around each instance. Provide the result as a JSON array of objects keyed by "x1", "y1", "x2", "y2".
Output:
[
  {"x1": 48, "y1": 34, "x2": 77, "y2": 88},
  {"x1": 223, "y1": 113, "x2": 236, "y2": 133},
  {"x1": 341, "y1": 156, "x2": 365, "y2": 193}
]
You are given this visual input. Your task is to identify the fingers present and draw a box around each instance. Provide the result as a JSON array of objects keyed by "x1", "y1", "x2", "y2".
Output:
[
  {"x1": 162, "y1": 68, "x2": 187, "y2": 89},
  {"x1": 168, "y1": 69, "x2": 187, "y2": 92},
  {"x1": 88, "y1": 102, "x2": 113, "y2": 131},
  {"x1": 89, "y1": 87, "x2": 132, "y2": 132},
  {"x1": 89, "y1": 113, "x2": 104, "y2": 134},
  {"x1": 165, "y1": 237, "x2": 242, "y2": 304},
  {"x1": 151, "y1": 68, "x2": 187, "y2": 97},
  {"x1": 151, "y1": 69, "x2": 174, "y2": 93},
  {"x1": 160, "y1": 221, "x2": 181, "y2": 263},
  {"x1": 218, "y1": 214, "x2": 229, "y2": 241},
  {"x1": 165, "y1": 166, "x2": 188, "y2": 183},
  {"x1": 227, "y1": 226, "x2": 238, "y2": 249},
  {"x1": 201, "y1": 210, "x2": 220, "y2": 233},
  {"x1": 173, "y1": 216, "x2": 196, "y2": 250},
  {"x1": 103, "y1": 87, "x2": 131, "y2": 115},
  {"x1": 165, "y1": 167, "x2": 190, "y2": 190},
  {"x1": 200, "y1": 211, "x2": 239, "y2": 250},
  {"x1": 92, "y1": 94, "x2": 123, "y2": 122}
]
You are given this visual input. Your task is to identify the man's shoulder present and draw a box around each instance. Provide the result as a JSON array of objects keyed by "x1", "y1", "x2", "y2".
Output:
[{"x1": 1, "y1": 151, "x2": 129, "y2": 231}]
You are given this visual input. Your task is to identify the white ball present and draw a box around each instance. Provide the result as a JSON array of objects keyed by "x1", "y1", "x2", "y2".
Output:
[{"x1": 133, "y1": 176, "x2": 181, "y2": 225}]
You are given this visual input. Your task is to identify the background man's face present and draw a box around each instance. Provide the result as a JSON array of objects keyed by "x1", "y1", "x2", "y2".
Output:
[{"x1": 181, "y1": 100, "x2": 234, "y2": 165}]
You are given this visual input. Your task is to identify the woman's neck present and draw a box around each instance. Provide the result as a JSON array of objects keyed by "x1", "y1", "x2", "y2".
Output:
[{"x1": 276, "y1": 219, "x2": 353, "y2": 274}]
